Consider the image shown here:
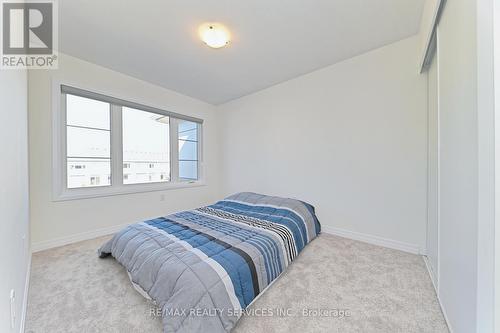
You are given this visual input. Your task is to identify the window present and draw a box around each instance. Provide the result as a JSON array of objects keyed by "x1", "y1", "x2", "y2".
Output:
[
  {"x1": 122, "y1": 107, "x2": 170, "y2": 185},
  {"x1": 54, "y1": 84, "x2": 203, "y2": 200},
  {"x1": 66, "y1": 95, "x2": 111, "y2": 188}
]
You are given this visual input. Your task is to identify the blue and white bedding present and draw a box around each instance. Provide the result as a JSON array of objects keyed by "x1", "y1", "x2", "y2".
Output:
[{"x1": 98, "y1": 192, "x2": 321, "y2": 332}]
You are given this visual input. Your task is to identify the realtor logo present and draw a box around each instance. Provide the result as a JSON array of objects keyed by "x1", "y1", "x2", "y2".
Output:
[{"x1": 1, "y1": 0, "x2": 58, "y2": 68}]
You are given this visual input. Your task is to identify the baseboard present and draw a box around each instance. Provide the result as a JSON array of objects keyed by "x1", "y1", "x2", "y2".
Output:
[
  {"x1": 32, "y1": 223, "x2": 129, "y2": 252},
  {"x1": 20, "y1": 252, "x2": 31, "y2": 333},
  {"x1": 321, "y1": 225, "x2": 424, "y2": 255}
]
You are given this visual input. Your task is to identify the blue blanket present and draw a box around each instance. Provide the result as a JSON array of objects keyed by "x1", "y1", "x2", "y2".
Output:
[{"x1": 99, "y1": 192, "x2": 321, "y2": 332}]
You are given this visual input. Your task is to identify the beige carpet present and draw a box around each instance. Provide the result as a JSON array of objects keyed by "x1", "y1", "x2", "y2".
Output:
[{"x1": 25, "y1": 233, "x2": 448, "y2": 333}]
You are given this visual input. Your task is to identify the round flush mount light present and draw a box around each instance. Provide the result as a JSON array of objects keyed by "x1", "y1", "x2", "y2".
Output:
[{"x1": 199, "y1": 23, "x2": 230, "y2": 49}]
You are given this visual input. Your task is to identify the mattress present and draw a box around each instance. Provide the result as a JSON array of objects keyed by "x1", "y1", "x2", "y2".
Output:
[{"x1": 98, "y1": 192, "x2": 321, "y2": 332}]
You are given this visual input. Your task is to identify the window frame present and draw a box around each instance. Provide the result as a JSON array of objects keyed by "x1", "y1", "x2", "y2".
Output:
[{"x1": 52, "y1": 81, "x2": 204, "y2": 201}]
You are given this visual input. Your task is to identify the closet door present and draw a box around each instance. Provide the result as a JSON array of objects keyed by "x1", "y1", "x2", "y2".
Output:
[{"x1": 426, "y1": 44, "x2": 439, "y2": 288}]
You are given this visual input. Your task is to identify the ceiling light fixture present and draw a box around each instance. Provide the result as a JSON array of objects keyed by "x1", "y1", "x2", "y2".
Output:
[{"x1": 199, "y1": 23, "x2": 230, "y2": 49}]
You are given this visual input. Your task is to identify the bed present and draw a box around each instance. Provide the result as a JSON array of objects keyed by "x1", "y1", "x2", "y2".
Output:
[{"x1": 98, "y1": 192, "x2": 321, "y2": 332}]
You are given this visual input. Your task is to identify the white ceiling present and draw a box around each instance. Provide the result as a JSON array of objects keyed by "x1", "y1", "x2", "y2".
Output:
[{"x1": 60, "y1": 0, "x2": 425, "y2": 105}]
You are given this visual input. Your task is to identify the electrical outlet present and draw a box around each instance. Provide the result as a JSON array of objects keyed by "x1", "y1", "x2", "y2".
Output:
[
  {"x1": 160, "y1": 194, "x2": 165, "y2": 202},
  {"x1": 10, "y1": 289, "x2": 15, "y2": 329}
]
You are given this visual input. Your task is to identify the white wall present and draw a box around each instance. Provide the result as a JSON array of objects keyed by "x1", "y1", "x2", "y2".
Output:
[
  {"x1": 0, "y1": 70, "x2": 30, "y2": 332},
  {"x1": 217, "y1": 36, "x2": 428, "y2": 253},
  {"x1": 28, "y1": 53, "x2": 221, "y2": 249}
]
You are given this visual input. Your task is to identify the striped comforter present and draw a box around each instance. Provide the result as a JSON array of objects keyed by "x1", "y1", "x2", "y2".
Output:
[{"x1": 98, "y1": 192, "x2": 321, "y2": 332}]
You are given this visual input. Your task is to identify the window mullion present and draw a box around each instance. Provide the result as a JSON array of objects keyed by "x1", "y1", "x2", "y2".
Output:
[
  {"x1": 170, "y1": 118, "x2": 179, "y2": 182},
  {"x1": 197, "y1": 122, "x2": 203, "y2": 181},
  {"x1": 59, "y1": 93, "x2": 68, "y2": 193},
  {"x1": 110, "y1": 104, "x2": 123, "y2": 187}
]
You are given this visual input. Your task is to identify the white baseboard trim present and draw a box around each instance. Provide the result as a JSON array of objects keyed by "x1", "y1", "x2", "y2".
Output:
[
  {"x1": 20, "y1": 252, "x2": 31, "y2": 333},
  {"x1": 32, "y1": 223, "x2": 129, "y2": 252},
  {"x1": 321, "y1": 225, "x2": 424, "y2": 255}
]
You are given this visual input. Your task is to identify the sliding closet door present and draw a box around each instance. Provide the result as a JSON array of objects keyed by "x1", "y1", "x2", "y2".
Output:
[{"x1": 426, "y1": 46, "x2": 439, "y2": 288}]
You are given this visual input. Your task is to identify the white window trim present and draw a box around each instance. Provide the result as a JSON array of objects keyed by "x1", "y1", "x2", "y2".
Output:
[{"x1": 52, "y1": 80, "x2": 205, "y2": 202}]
